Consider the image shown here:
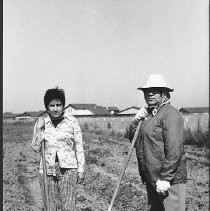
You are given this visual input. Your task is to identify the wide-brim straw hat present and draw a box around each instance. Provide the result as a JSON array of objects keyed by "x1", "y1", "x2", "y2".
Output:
[{"x1": 137, "y1": 74, "x2": 174, "y2": 92}]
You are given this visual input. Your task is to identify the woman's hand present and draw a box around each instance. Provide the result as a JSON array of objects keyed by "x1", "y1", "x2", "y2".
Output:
[{"x1": 77, "y1": 172, "x2": 84, "y2": 184}]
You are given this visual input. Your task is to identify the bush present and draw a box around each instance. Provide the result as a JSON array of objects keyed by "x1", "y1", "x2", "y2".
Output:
[
  {"x1": 95, "y1": 128, "x2": 103, "y2": 135},
  {"x1": 107, "y1": 122, "x2": 112, "y2": 129},
  {"x1": 123, "y1": 126, "x2": 130, "y2": 139},
  {"x1": 83, "y1": 123, "x2": 89, "y2": 131},
  {"x1": 184, "y1": 129, "x2": 209, "y2": 148}
]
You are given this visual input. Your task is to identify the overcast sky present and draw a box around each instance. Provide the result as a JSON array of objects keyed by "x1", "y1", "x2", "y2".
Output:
[{"x1": 3, "y1": 0, "x2": 209, "y2": 113}]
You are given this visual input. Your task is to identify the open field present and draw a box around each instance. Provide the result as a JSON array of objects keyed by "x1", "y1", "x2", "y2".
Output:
[{"x1": 3, "y1": 120, "x2": 209, "y2": 211}]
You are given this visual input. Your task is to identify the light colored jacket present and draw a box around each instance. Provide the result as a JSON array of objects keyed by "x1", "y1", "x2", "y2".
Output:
[{"x1": 31, "y1": 112, "x2": 85, "y2": 175}]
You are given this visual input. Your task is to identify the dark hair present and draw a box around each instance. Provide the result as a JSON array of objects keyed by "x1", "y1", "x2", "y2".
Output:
[
  {"x1": 143, "y1": 87, "x2": 171, "y2": 99},
  {"x1": 161, "y1": 88, "x2": 171, "y2": 99},
  {"x1": 44, "y1": 87, "x2": 65, "y2": 110}
]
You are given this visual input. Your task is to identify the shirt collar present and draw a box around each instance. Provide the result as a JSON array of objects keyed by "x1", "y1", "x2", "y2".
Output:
[
  {"x1": 44, "y1": 110, "x2": 71, "y2": 124},
  {"x1": 152, "y1": 99, "x2": 170, "y2": 116},
  {"x1": 63, "y1": 110, "x2": 73, "y2": 120},
  {"x1": 44, "y1": 114, "x2": 51, "y2": 124}
]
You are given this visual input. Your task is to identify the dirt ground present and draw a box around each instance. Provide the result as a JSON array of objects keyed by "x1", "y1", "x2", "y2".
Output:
[{"x1": 3, "y1": 122, "x2": 209, "y2": 211}]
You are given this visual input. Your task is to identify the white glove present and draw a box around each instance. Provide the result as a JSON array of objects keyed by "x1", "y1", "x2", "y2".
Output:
[
  {"x1": 134, "y1": 107, "x2": 148, "y2": 121},
  {"x1": 156, "y1": 179, "x2": 170, "y2": 193}
]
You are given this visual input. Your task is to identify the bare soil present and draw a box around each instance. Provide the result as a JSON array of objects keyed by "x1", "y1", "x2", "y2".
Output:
[{"x1": 3, "y1": 122, "x2": 209, "y2": 211}]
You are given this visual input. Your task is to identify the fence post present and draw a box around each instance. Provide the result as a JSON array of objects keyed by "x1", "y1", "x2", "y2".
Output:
[
  {"x1": 186, "y1": 117, "x2": 189, "y2": 131},
  {"x1": 197, "y1": 116, "x2": 201, "y2": 132}
]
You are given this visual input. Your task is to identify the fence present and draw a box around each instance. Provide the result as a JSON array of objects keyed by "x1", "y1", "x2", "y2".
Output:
[
  {"x1": 77, "y1": 113, "x2": 209, "y2": 133},
  {"x1": 182, "y1": 113, "x2": 209, "y2": 132},
  {"x1": 77, "y1": 116, "x2": 134, "y2": 132},
  {"x1": 3, "y1": 113, "x2": 209, "y2": 133}
]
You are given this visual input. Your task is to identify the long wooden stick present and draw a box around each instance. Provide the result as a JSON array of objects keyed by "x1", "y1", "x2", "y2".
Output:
[
  {"x1": 41, "y1": 141, "x2": 50, "y2": 211},
  {"x1": 108, "y1": 120, "x2": 142, "y2": 211}
]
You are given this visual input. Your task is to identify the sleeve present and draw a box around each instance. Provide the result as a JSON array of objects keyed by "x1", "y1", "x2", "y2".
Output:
[
  {"x1": 128, "y1": 120, "x2": 146, "y2": 183},
  {"x1": 73, "y1": 118, "x2": 85, "y2": 173},
  {"x1": 159, "y1": 110, "x2": 184, "y2": 182},
  {"x1": 128, "y1": 119, "x2": 139, "y2": 142},
  {"x1": 31, "y1": 121, "x2": 42, "y2": 153}
]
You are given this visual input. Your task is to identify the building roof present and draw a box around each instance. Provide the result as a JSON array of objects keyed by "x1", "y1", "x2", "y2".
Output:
[
  {"x1": 179, "y1": 107, "x2": 209, "y2": 114},
  {"x1": 3, "y1": 112, "x2": 17, "y2": 118},
  {"x1": 107, "y1": 107, "x2": 119, "y2": 112},
  {"x1": 67, "y1": 104, "x2": 96, "y2": 110},
  {"x1": 92, "y1": 106, "x2": 111, "y2": 115},
  {"x1": 119, "y1": 106, "x2": 140, "y2": 112},
  {"x1": 66, "y1": 104, "x2": 110, "y2": 115},
  {"x1": 16, "y1": 110, "x2": 46, "y2": 118},
  {"x1": 118, "y1": 106, "x2": 140, "y2": 115}
]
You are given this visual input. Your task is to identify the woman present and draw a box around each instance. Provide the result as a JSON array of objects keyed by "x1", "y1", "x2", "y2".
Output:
[
  {"x1": 129, "y1": 74, "x2": 187, "y2": 211},
  {"x1": 31, "y1": 87, "x2": 85, "y2": 211}
]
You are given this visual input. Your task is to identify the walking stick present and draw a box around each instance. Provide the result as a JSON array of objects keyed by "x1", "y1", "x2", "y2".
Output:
[
  {"x1": 108, "y1": 120, "x2": 142, "y2": 211},
  {"x1": 41, "y1": 140, "x2": 50, "y2": 211}
]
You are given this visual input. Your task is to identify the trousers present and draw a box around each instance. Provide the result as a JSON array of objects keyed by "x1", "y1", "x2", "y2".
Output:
[
  {"x1": 146, "y1": 183, "x2": 186, "y2": 211},
  {"x1": 39, "y1": 165, "x2": 77, "y2": 211}
]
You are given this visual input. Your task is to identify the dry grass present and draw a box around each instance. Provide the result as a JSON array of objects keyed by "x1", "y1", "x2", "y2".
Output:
[{"x1": 77, "y1": 113, "x2": 209, "y2": 133}]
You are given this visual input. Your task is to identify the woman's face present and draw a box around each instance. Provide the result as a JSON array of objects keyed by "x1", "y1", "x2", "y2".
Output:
[
  {"x1": 143, "y1": 88, "x2": 165, "y2": 107},
  {"x1": 47, "y1": 99, "x2": 64, "y2": 120}
]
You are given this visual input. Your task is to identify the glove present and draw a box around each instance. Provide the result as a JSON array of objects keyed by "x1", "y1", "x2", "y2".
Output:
[
  {"x1": 134, "y1": 107, "x2": 148, "y2": 121},
  {"x1": 156, "y1": 179, "x2": 170, "y2": 193}
]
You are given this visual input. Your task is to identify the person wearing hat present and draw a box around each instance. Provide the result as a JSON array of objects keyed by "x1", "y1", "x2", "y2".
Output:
[
  {"x1": 31, "y1": 87, "x2": 85, "y2": 211},
  {"x1": 128, "y1": 74, "x2": 187, "y2": 211}
]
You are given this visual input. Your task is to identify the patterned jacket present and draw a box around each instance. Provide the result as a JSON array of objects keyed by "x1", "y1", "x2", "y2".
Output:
[{"x1": 31, "y1": 112, "x2": 85, "y2": 175}]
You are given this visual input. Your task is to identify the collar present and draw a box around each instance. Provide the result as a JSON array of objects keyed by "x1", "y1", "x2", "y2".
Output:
[
  {"x1": 44, "y1": 114, "x2": 51, "y2": 124},
  {"x1": 151, "y1": 99, "x2": 170, "y2": 116},
  {"x1": 44, "y1": 110, "x2": 71, "y2": 124},
  {"x1": 63, "y1": 110, "x2": 73, "y2": 120}
]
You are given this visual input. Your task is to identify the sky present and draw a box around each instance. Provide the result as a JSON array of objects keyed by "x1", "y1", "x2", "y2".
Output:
[{"x1": 3, "y1": 0, "x2": 209, "y2": 113}]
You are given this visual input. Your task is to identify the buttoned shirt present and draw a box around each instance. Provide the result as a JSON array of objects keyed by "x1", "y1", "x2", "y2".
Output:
[{"x1": 31, "y1": 111, "x2": 85, "y2": 175}]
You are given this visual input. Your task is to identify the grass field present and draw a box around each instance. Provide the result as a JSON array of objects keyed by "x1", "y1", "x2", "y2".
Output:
[{"x1": 3, "y1": 120, "x2": 209, "y2": 211}]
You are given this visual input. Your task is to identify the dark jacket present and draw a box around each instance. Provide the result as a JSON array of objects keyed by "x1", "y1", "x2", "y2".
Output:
[{"x1": 129, "y1": 103, "x2": 187, "y2": 187}]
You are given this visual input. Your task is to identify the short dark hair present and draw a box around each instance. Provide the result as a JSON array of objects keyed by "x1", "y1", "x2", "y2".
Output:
[
  {"x1": 44, "y1": 87, "x2": 65, "y2": 110},
  {"x1": 143, "y1": 87, "x2": 171, "y2": 99},
  {"x1": 161, "y1": 88, "x2": 171, "y2": 99}
]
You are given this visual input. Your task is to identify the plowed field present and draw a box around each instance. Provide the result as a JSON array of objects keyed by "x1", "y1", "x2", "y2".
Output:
[{"x1": 3, "y1": 121, "x2": 209, "y2": 211}]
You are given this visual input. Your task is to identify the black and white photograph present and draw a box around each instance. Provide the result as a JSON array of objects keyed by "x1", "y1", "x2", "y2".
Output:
[{"x1": 3, "y1": 0, "x2": 209, "y2": 210}]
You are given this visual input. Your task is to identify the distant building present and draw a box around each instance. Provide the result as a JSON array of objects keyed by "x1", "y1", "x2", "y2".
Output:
[
  {"x1": 4, "y1": 104, "x2": 121, "y2": 120},
  {"x1": 118, "y1": 106, "x2": 140, "y2": 115},
  {"x1": 3, "y1": 112, "x2": 17, "y2": 120},
  {"x1": 15, "y1": 110, "x2": 46, "y2": 120},
  {"x1": 108, "y1": 107, "x2": 120, "y2": 115},
  {"x1": 65, "y1": 104, "x2": 111, "y2": 116},
  {"x1": 179, "y1": 107, "x2": 209, "y2": 114}
]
